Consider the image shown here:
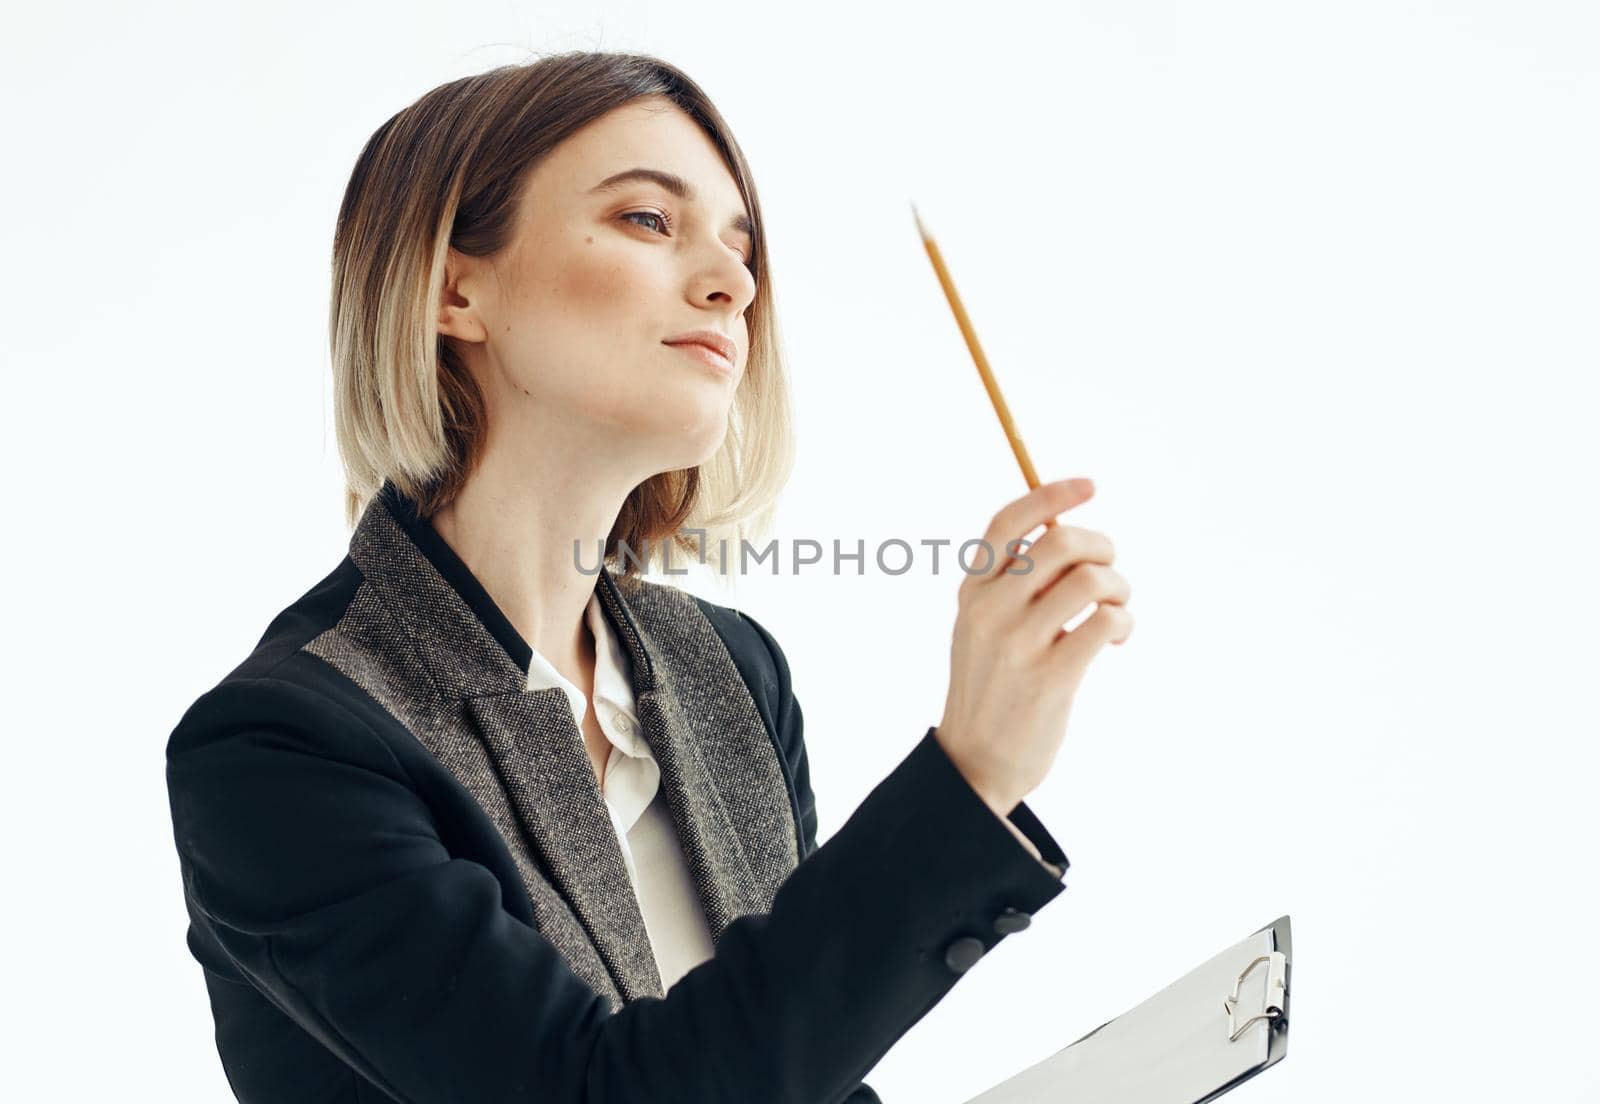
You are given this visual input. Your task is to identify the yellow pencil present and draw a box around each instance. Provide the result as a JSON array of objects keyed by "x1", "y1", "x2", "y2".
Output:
[{"x1": 912, "y1": 201, "x2": 1057, "y2": 530}]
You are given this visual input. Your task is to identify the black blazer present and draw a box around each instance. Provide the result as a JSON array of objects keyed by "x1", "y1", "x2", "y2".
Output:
[{"x1": 165, "y1": 481, "x2": 1071, "y2": 1103}]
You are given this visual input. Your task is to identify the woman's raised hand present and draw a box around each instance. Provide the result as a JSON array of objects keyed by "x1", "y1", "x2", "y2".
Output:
[{"x1": 936, "y1": 478, "x2": 1134, "y2": 816}]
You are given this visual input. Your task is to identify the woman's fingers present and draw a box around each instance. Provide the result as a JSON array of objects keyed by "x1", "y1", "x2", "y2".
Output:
[
  {"x1": 962, "y1": 478, "x2": 1096, "y2": 598},
  {"x1": 1022, "y1": 561, "x2": 1132, "y2": 648}
]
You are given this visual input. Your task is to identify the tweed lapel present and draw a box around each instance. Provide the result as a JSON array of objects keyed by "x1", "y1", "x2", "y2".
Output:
[
  {"x1": 461, "y1": 686, "x2": 662, "y2": 1001},
  {"x1": 599, "y1": 570, "x2": 801, "y2": 932},
  {"x1": 321, "y1": 481, "x2": 798, "y2": 1008}
]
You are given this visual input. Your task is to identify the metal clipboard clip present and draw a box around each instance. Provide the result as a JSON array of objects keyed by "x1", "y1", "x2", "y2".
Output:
[{"x1": 1223, "y1": 951, "x2": 1287, "y2": 1042}]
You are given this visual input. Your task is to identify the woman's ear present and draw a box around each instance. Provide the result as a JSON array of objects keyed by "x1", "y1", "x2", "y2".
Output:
[{"x1": 437, "y1": 246, "x2": 489, "y2": 344}]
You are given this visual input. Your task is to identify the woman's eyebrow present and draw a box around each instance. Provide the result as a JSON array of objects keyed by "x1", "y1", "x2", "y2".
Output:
[{"x1": 589, "y1": 167, "x2": 754, "y2": 240}]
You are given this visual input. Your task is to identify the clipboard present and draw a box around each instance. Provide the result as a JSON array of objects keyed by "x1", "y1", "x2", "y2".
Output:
[{"x1": 963, "y1": 916, "x2": 1292, "y2": 1103}]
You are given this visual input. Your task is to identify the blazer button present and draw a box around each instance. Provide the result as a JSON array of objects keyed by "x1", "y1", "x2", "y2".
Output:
[
  {"x1": 993, "y1": 908, "x2": 1032, "y2": 935},
  {"x1": 944, "y1": 936, "x2": 987, "y2": 975}
]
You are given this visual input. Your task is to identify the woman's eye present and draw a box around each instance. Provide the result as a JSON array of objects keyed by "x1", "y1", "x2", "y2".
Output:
[
  {"x1": 621, "y1": 210, "x2": 670, "y2": 234},
  {"x1": 623, "y1": 209, "x2": 756, "y2": 277}
]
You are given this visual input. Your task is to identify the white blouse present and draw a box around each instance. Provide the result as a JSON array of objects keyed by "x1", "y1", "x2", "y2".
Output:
[{"x1": 525, "y1": 592, "x2": 716, "y2": 991}]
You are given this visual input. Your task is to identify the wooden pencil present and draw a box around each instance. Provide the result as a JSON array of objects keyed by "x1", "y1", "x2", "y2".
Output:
[{"x1": 912, "y1": 201, "x2": 1058, "y2": 531}]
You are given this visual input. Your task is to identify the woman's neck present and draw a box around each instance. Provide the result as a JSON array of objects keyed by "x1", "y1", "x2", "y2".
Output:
[{"x1": 427, "y1": 457, "x2": 638, "y2": 686}]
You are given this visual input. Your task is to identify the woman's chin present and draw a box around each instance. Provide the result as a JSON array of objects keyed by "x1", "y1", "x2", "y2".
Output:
[{"x1": 667, "y1": 411, "x2": 732, "y2": 468}]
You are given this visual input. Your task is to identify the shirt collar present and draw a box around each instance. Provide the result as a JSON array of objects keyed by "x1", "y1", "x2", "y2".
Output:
[{"x1": 526, "y1": 591, "x2": 648, "y2": 760}]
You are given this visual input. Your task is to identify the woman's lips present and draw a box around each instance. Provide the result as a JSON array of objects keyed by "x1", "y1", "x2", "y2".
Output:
[{"x1": 665, "y1": 341, "x2": 735, "y2": 377}]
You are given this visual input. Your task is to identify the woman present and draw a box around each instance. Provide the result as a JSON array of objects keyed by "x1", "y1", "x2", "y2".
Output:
[{"x1": 165, "y1": 51, "x2": 1134, "y2": 1103}]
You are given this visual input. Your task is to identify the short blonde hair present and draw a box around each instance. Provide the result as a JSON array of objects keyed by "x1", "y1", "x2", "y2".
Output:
[{"x1": 328, "y1": 51, "x2": 795, "y2": 580}]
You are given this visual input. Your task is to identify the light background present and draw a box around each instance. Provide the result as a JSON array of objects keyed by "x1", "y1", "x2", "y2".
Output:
[{"x1": 3, "y1": 1, "x2": 1596, "y2": 1100}]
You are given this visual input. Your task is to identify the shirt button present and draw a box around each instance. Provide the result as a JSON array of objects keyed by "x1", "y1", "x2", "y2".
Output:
[
  {"x1": 613, "y1": 713, "x2": 634, "y2": 734},
  {"x1": 944, "y1": 936, "x2": 986, "y2": 974},
  {"x1": 993, "y1": 907, "x2": 1032, "y2": 935}
]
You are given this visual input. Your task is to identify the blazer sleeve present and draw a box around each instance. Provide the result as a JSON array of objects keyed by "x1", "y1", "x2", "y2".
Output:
[
  {"x1": 734, "y1": 613, "x2": 1068, "y2": 1104},
  {"x1": 167, "y1": 671, "x2": 1070, "y2": 1104}
]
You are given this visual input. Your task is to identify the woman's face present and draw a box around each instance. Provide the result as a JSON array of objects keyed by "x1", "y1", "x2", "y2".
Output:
[{"x1": 439, "y1": 95, "x2": 757, "y2": 477}]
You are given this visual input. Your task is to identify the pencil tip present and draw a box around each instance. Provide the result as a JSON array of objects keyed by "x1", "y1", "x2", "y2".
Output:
[{"x1": 909, "y1": 201, "x2": 927, "y2": 239}]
